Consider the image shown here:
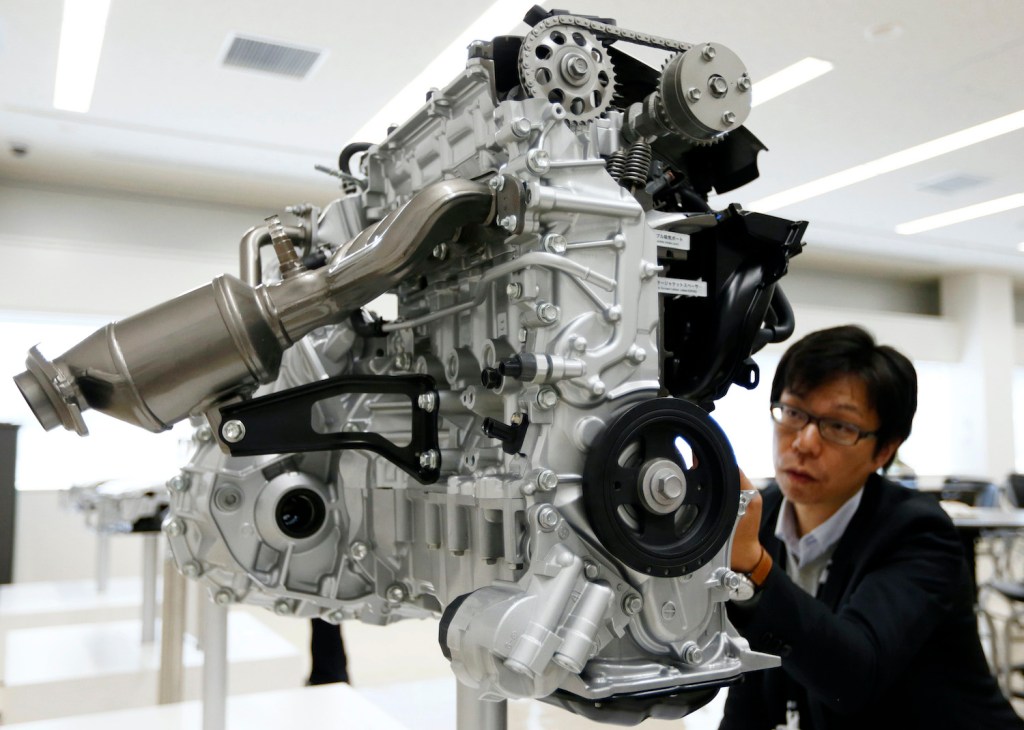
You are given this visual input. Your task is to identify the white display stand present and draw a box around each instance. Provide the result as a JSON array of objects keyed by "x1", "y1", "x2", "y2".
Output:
[
  {"x1": 0, "y1": 684, "x2": 410, "y2": 730},
  {"x1": 2, "y1": 611, "x2": 303, "y2": 724}
]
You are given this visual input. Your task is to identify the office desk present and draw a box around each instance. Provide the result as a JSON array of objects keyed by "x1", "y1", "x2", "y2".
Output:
[{"x1": 942, "y1": 504, "x2": 1024, "y2": 592}]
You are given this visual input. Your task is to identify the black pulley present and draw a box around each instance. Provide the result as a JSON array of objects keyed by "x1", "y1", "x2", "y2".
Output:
[{"x1": 582, "y1": 398, "x2": 739, "y2": 577}]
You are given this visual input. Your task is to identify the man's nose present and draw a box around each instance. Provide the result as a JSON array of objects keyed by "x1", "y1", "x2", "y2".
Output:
[{"x1": 791, "y1": 421, "x2": 822, "y2": 454}]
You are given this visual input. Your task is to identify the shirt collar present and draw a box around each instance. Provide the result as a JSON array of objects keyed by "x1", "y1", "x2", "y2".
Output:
[{"x1": 774, "y1": 486, "x2": 864, "y2": 569}]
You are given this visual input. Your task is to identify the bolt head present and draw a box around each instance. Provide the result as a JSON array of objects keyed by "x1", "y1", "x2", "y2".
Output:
[
  {"x1": 701, "y1": 44, "x2": 716, "y2": 61},
  {"x1": 517, "y1": 328, "x2": 529, "y2": 344},
  {"x1": 432, "y1": 243, "x2": 449, "y2": 260},
  {"x1": 511, "y1": 118, "x2": 532, "y2": 138},
  {"x1": 386, "y1": 584, "x2": 406, "y2": 603},
  {"x1": 687, "y1": 87, "x2": 702, "y2": 102},
  {"x1": 527, "y1": 149, "x2": 551, "y2": 174},
  {"x1": 722, "y1": 111, "x2": 737, "y2": 126},
  {"x1": 537, "y1": 469, "x2": 559, "y2": 491},
  {"x1": 196, "y1": 426, "x2": 214, "y2": 443},
  {"x1": 708, "y1": 75, "x2": 729, "y2": 97},
  {"x1": 417, "y1": 392, "x2": 436, "y2": 412},
  {"x1": 181, "y1": 561, "x2": 201, "y2": 578},
  {"x1": 222, "y1": 420, "x2": 245, "y2": 443},
  {"x1": 623, "y1": 594, "x2": 643, "y2": 615},
  {"x1": 327, "y1": 609, "x2": 346, "y2": 624},
  {"x1": 214, "y1": 589, "x2": 234, "y2": 606},
  {"x1": 164, "y1": 518, "x2": 185, "y2": 537},
  {"x1": 168, "y1": 473, "x2": 190, "y2": 492},
  {"x1": 489, "y1": 175, "x2": 505, "y2": 191},
  {"x1": 537, "y1": 303, "x2": 559, "y2": 324},
  {"x1": 537, "y1": 505, "x2": 560, "y2": 530},
  {"x1": 605, "y1": 305, "x2": 622, "y2": 322},
  {"x1": 274, "y1": 600, "x2": 293, "y2": 615},
  {"x1": 536, "y1": 388, "x2": 559, "y2": 410},
  {"x1": 499, "y1": 215, "x2": 518, "y2": 232},
  {"x1": 584, "y1": 561, "x2": 599, "y2": 580},
  {"x1": 683, "y1": 642, "x2": 704, "y2": 664},
  {"x1": 506, "y1": 282, "x2": 523, "y2": 300},
  {"x1": 738, "y1": 74, "x2": 752, "y2": 91},
  {"x1": 543, "y1": 234, "x2": 567, "y2": 254},
  {"x1": 350, "y1": 541, "x2": 369, "y2": 561},
  {"x1": 419, "y1": 450, "x2": 440, "y2": 471}
]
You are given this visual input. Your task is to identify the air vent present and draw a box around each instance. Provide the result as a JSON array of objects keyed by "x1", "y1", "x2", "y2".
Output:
[
  {"x1": 222, "y1": 34, "x2": 323, "y2": 79},
  {"x1": 917, "y1": 173, "x2": 988, "y2": 195}
]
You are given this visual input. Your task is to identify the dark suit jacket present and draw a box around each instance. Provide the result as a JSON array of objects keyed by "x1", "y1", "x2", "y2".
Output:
[{"x1": 720, "y1": 474, "x2": 1022, "y2": 729}]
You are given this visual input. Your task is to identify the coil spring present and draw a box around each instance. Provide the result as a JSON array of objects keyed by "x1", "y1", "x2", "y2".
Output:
[
  {"x1": 605, "y1": 149, "x2": 627, "y2": 182},
  {"x1": 619, "y1": 142, "x2": 652, "y2": 189}
]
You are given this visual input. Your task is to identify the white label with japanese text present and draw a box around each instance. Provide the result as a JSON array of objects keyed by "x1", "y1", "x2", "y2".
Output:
[{"x1": 657, "y1": 278, "x2": 708, "y2": 297}]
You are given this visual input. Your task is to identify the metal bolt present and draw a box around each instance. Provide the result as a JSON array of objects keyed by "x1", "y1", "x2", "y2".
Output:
[
  {"x1": 274, "y1": 599, "x2": 293, "y2": 616},
  {"x1": 701, "y1": 44, "x2": 717, "y2": 61},
  {"x1": 536, "y1": 387, "x2": 559, "y2": 410},
  {"x1": 527, "y1": 149, "x2": 551, "y2": 174},
  {"x1": 517, "y1": 328, "x2": 529, "y2": 344},
  {"x1": 168, "y1": 473, "x2": 190, "y2": 493},
  {"x1": 499, "y1": 214, "x2": 518, "y2": 232},
  {"x1": 653, "y1": 468, "x2": 685, "y2": 501},
  {"x1": 687, "y1": 87, "x2": 702, "y2": 103},
  {"x1": 605, "y1": 305, "x2": 622, "y2": 322},
  {"x1": 708, "y1": 74, "x2": 729, "y2": 97},
  {"x1": 537, "y1": 505, "x2": 560, "y2": 531},
  {"x1": 623, "y1": 594, "x2": 644, "y2": 615},
  {"x1": 722, "y1": 111, "x2": 737, "y2": 126},
  {"x1": 682, "y1": 642, "x2": 704, "y2": 665},
  {"x1": 566, "y1": 54, "x2": 590, "y2": 79},
  {"x1": 571, "y1": 336, "x2": 588, "y2": 353},
  {"x1": 537, "y1": 469, "x2": 559, "y2": 491},
  {"x1": 386, "y1": 584, "x2": 407, "y2": 603},
  {"x1": 327, "y1": 609, "x2": 345, "y2": 624},
  {"x1": 628, "y1": 345, "x2": 647, "y2": 364},
  {"x1": 419, "y1": 449, "x2": 440, "y2": 471},
  {"x1": 522, "y1": 481, "x2": 537, "y2": 496},
  {"x1": 506, "y1": 281, "x2": 523, "y2": 300},
  {"x1": 196, "y1": 425, "x2": 214, "y2": 443},
  {"x1": 737, "y1": 74, "x2": 752, "y2": 92},
  {"x1": 543, "y1": 234, "x2": 567, "y2": 254},
  {"x1": 511, "y1": 117, "x2": 532, "y2": 138},
  {"x1": 489, "y1": 175, "x2": 505, "y2": 191},
  {"x1": 350, "y1": 541, "x2": 369, "y2": 561},
  {"x1": 590, "y1": 379, "x2": 606, "y2": 396},
  {"x1": 222, "y1": 420, "x2": 246, "y2": 443},
  {"x1": 214, "y1": 589, "x2": 234, "y2": 606},
  {"x1": 720, "y1": 570, "x2": 743, "y2": 591},
  {"x1": 164, "y1": 518, "x2": 185, "y2": 537},
  {"x1": 584, "y1": 561, "x2": 599, "y2": 580},
  {"x1": 417, "y1": 392, "x2": 437, "y2": 412},
  {"x1": 343, "y1": 421, "x2": 362, "y2": 432},
  {"x1": 181, "y1": 561, "x2": 201, "y2": 578},
  {"x1": 537, "y1": 302, "x2": 559, "y2": 324},
  {"x1": 432, "y1": 243, "x2": 449, "y2": 260},
  {"x1": 393, "y1": 353, "x2": 412, "y2": 370}
]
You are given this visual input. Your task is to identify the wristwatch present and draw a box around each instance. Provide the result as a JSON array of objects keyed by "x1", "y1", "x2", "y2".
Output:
[{"x1": 729, "y1": 547, "x2": 773, "y2": 602}]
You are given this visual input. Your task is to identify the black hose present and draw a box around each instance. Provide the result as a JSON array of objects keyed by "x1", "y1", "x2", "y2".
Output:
[{"x1": 338, "y1": 142, "x2": 372, "y2": 176}]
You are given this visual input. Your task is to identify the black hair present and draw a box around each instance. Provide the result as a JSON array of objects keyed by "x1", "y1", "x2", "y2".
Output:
[{"x1": 770, "y1": 325, "x2": 917, "y2": 469}]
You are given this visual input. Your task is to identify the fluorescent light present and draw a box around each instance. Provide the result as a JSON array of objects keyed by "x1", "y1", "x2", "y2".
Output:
[
  {"x1": 751, "y1": 57, "x2": 833, "y2": 108},
  {"x1": 350, "y1": 1, "x2": 536, "y2": 143},
  {"x1": 53, "y1": 0, "x2": 112, "y2": 112},
  {"x1": 895, "y1": 193, "x2": 1024, "y2": 235},
  {"x1": 749, "y1": 108, "x2": 1024, "y2": 212},
  {"x1": 1017, "y1": 241, "x2": 1024, "y2": 253}
]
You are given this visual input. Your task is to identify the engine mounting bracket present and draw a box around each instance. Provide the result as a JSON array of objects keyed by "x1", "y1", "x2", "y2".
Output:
[{"x1": 218, "y1": 374, "x2": 441, "y2": 483}]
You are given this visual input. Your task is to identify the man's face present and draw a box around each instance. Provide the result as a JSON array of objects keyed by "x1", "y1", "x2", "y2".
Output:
[{"x1": 773, "y1": 374, "x2": 897, "y2": 516}]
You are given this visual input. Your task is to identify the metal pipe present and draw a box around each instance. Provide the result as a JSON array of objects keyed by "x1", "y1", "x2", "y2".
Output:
[
  {"x1": 15, "y1": 179, "x2": 493, "y2": 437},
  {"x1": 239, "y1": 223, "x2": 307, "y2": 286},
  {"x1": 202, "y1": 600, "x2": 229, "y2": 730},
  {"x1": 142, "y1": 533, "x2": 158, "y2": 643},
  {"x1": 158, "y1": 556, "x2": 186, "y2": 704},
  {"x1": 456, "y1": 681, "x2": 507, "y2": 730}
]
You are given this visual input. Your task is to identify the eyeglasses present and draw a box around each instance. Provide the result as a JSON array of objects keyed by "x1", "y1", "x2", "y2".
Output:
[{"x1": 770, "y1": 402, "x2": 878, "y2": 446}]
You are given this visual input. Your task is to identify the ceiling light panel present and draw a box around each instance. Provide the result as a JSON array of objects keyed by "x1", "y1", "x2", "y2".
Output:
[
  {"x1": 53, "y1": 0, "x2": 112, "y2": 113},
  {"x1": 895, "y1": 193, "x2": 1024, "y2": 235},
  {"x1": 751, "y1": 57, "x2": 833, "y2": 108}
]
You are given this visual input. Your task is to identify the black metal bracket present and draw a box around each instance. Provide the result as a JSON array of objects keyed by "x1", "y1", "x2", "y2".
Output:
[{"x1": 218, "y1": 374, "x2": 441, "y2": 484}]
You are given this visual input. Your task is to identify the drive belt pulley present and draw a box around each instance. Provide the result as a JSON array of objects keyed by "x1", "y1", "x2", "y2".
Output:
[{"x1": 582, "y1": 398, "x2": 739, "y2": 577}]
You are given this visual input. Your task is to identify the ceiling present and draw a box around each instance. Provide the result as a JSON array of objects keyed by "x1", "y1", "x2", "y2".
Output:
[{"x1": 2, "y1": 0, "x2": 1023, "y2": 280}]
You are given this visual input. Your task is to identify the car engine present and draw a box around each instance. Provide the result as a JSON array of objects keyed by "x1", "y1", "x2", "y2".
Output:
[{"x1": 15, "y1": 8, "x2": 807, "y2": 725}]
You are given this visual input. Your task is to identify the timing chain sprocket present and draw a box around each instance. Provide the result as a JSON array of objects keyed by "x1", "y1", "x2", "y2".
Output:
[
  {"x1": 519, "y1": 23, "x2": 616, "y2": 127},
  {"x1": 582, "y1": 398, "x2": 739, "y2": 577}
]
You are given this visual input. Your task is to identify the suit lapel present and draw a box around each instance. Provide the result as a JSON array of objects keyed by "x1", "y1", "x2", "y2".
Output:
[{"x1": 815, "y1": 474, "x2": 883, "y2": 609}]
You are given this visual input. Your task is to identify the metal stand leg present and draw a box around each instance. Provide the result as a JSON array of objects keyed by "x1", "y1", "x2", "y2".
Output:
[
  {"x1": 158, "y1": 556, "x2": 186, "y2": 704},
  {"x1": 142, "y1": 534, "x2": 159, "y2": 643},
  {"x1": 96, "y1": 532, "x2": 110, "y2": 593},
  {"x1": 202, "y1": 600, "x2": 229, "y2": 730},
  {"x1": 456, "y1": 681, "x2": 507, "y2": 730}
]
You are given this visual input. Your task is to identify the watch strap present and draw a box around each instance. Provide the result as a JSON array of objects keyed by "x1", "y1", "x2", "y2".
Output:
[{"x1": 748, "y1": 546, "x2": 773, "y2": 588}]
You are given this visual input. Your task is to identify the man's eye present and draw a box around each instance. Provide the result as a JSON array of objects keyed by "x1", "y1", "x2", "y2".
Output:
[
  {"x1": 826, "y1": 420, "x2": 859, "y2": 437},
  {"x1": 782, "y1": 406, "x2": 802, "y2": 420}
]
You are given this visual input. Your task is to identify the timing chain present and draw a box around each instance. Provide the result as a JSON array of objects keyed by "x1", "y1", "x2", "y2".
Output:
[{"x1": 520, "y1": 14, "x2": 694, "y2": 60}]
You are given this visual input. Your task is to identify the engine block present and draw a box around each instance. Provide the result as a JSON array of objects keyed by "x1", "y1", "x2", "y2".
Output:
[{"x1": 16, "y1": 9, "x2": 807, "y2": 724}]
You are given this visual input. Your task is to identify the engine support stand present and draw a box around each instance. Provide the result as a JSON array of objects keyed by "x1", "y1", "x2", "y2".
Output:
[{"x1": 456, "y1": 681, "x2": 507, "y2": 730}]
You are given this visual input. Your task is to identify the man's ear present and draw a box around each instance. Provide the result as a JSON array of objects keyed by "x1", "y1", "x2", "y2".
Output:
[{"x1": 873, "y1": 440, "x2": 900, "y2": 473}]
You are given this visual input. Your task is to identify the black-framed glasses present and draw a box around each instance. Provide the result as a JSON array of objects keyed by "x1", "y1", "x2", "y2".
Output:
[{"x1": 769, "y1": 402, "x2": 878, "y2": 446}]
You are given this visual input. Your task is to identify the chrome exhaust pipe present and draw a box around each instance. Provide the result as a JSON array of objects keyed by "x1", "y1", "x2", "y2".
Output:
[{"x1": 15, "y1": 179, "x2": 493, "y2": 435}]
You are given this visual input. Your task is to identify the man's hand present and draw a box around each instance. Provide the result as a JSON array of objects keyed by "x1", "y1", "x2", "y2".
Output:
[{"x1": 731, "y1": 471, "x2": 764, "y2": 573}]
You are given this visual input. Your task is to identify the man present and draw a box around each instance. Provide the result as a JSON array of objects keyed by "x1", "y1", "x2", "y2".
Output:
[{"x1": 720, "y1": 325, "x2": 1022, "y2": 729}]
